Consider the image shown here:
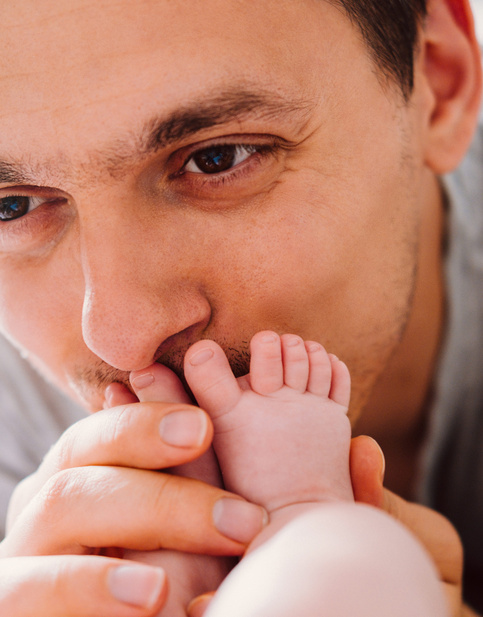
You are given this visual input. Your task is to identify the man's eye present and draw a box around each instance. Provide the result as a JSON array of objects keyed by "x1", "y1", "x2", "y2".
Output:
[
  {"x1": 184, "y1": 144, "x2": 256, "y2": 175},
  {"x1": 0, "y1": 195, "x2": 45, "y2": 221}
]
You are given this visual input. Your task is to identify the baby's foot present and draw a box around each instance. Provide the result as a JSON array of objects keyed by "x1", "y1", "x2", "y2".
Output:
[{"x1": 184, "y1": 331, "x2": 353, "y2": 514}]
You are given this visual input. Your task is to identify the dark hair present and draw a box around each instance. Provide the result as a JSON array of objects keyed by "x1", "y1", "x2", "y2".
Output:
[{"x1": 327, "y1": 0, "x2": 428, "y2": 99}]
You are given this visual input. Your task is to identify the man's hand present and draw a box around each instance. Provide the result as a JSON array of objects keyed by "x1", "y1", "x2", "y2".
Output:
[
  {"x1": 0, "y1": 396, "x2": 266, "y2": 617},
  {"x1": 186, "y1": 435, "x2": 467, "y2": 617},
  {"x1": 0, "y1": 555, "x2": 168, "y2": 617},
  {"x1": 350, "y1": 436, "x2": 479, "y2": 617},
  {"x1": 4, "y1": 401, "x2": 265, "y2": 556}
]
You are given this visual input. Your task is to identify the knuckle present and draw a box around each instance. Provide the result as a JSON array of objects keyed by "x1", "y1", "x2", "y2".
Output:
[
  {"x1": 38, "y1": 468, "x2": 85, "y2": 523},
  {"x1": 6, "y1": 475, "x2": 37, "y2": 531},
  {"x1": 54, "y1": 424, "x2": 78, "y2": 471},
  {"x1": 9, "y1": 473, "x2": 34, "y2": 508},
  {"x1": 109, "y1": 404, "x2": 138, "y2": 446},
  {"x1": 48, "y1": 557, "x2": 72, "y2": 601},
  {"x1": 151, "y1": 473, "x2": 181, "y2": 520}
]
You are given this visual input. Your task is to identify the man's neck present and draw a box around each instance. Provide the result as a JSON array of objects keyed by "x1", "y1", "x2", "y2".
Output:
[{"x1": 354, "y1": 172, "x2": 446, "y2": 499}]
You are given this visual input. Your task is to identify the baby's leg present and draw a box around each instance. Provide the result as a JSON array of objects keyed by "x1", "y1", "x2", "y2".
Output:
[
  {"x1": 204, "y1": 504, "x2": 449, "y2": 617},
  {"x1": 184, "y1": 331, "x2": 353, "y2": 513}
]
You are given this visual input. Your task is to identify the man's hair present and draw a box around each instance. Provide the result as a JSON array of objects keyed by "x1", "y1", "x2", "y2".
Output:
[{"x1": 328, "y1": 0, "x2": 428, "y2": 99}]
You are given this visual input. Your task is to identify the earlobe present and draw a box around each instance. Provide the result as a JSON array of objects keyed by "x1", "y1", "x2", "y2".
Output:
[{"x1": 421, "y1": 0, "x2": 482, "y2": 174}]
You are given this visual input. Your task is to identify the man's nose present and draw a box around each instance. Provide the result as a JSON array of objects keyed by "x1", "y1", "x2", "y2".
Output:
[{"x1": 79, "y1": 212, "x2": 211, "y2": 372}]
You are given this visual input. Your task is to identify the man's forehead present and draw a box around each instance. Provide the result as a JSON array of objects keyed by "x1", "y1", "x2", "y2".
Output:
[
  {"x1": 2, "y1": 0, "x2": 333, "y2": 71},
  {"x1": 1, "y1": 0, "x2": 357, "y2": 186},
  {"x1": 1, "y1": 0, "x2": 354, "y2": 108}
]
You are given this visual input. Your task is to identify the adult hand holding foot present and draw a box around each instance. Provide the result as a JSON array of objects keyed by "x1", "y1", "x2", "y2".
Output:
[
  {"x1": 0, "y1": 385, "x2": 266, "y2": 617},
  {"x1": 351, "y1": 436, "x2": 467, "y2": 617},
  {"x1": 181, "y1": 332, "x2": 447, "y2": 617},
  {"x1": 189, "y1": 436, "x2": 467, "y2": 617}
]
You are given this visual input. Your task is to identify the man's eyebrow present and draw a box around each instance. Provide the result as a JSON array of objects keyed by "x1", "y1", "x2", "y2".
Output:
[
  {"x1": 0, "y1": 160, "x2": 35, "y2": 185},
  {"x1": 0, "y1": 88, "x2": 314, "y2": 185},
  {"x1": 101, "y1": 87, "x2": 314, "y2": 176},
  {"x1": 142, "y1": 89, "x2": 312, "y2": 150}
]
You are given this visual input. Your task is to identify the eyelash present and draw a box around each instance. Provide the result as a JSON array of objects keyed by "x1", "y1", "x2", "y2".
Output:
[
  {"x1": 0, "y1": 139, "x2": 283, "y2": 240},
  {"x1": 0, "y1": 194, "x2": 51, "y2": 223},
  {"x1": 173, "y1": 141, "x2": 281, "y2": 189},
  {"x1": 0, "y1": 194, "x2": 70, "y2": 253}
]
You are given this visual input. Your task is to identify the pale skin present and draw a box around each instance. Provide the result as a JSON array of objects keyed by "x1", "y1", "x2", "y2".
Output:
[
  {"x1": 0, "y1": 0, "x2": 481, "y2": 615},
  {"x1": 182, "y1": 331, "x2": 447, "y2": 617}
]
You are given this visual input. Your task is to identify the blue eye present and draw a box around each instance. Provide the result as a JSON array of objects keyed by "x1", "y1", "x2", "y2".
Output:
[{"x1": 0, "y1": 195, "x2": 45, "y2": 221}]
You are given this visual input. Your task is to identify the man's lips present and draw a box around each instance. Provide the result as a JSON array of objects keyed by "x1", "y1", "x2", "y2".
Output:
[{"x1": 69, "y1": 336, "x2": 251, "y2": 411}]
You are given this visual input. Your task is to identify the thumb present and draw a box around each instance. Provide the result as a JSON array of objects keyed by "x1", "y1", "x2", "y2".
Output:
[
  {"x1": 382, "y1": 488, "x2": 463, "y2": 586},
  {"x1": 349, "y1": 435, "x2": 385, "y2": 507}
]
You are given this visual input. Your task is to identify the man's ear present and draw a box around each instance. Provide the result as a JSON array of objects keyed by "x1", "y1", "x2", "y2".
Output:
[{"x1": 420, "y1": 0, "x2": 482, "y2": 174}]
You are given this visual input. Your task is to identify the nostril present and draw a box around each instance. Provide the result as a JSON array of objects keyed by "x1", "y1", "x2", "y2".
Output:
[
  {"x1": 82, "y1": 296, "x2": 212, "y2": 373},
  {"x1": 81, "y1": 255, "x2": 212, "y2": 373},
  {"x1": 153, "y1": 322, "x2": 210, "y2": 362},
  {"x1": 150, "y1": 321, "x2": 211, "y2": 376}
]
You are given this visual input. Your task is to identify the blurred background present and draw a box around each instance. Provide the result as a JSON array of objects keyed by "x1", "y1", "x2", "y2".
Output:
[{"x1": 472, "y1": 0, "x2": 483, "y2": 41}]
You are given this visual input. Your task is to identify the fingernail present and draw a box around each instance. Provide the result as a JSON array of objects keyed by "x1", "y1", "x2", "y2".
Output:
[
  {"x1": 367, "y1": 436, "x2": 386, "y2": 483},
  {"x1": 108, "y1": 564, "x2": 165, "y2": 608},
  {"x1": 131, "y1": 372, "x2": 155, "y2": 389},
  {"x1": 159, "y1": 409, "x2": 207, "y2": 447},
  {"x1": 285, "y1": 335, "x2": 302, "y2": 347},
  {"x1": 377, "y1": 443, "x2": 386, "y2": 483},
  {"x1": 187, "y1": 593, "x2": 214, "y2": 617},
  {"x1": 213, "y1": 498, "x2": 268, "y2": 544},
  {"x1": 189, "y1": 348, "x2": 214, "y2": 366}
]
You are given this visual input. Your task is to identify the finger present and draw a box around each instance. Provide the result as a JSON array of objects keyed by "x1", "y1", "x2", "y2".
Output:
[
  {"x1": 4, "y1": 466, "x2": 267, "y2": 557},
  {"x1": 131, "y1": 361, "x2": 223, "y2": 487},
  {"x1": 187, "y1": 592, "x2": 215, "y2": 617},
  {"x1": 60, "y1": 403, "x2": 213, "y2": 469},
  {"x1": 349, "y1": 435, "x2": 385, "y2": 508},
  {"x1": 0, "y1": 555, "x2": 167, "y2": 617},
  {"x1": 11, "y1": 401, "x2": 214, "y2": 514},
  {"x1": 382, "y1": 488, "x2": 463, "y2": 586},
  {"x1": 351, "y1": 437, "x2": 463, "y2": 587}
]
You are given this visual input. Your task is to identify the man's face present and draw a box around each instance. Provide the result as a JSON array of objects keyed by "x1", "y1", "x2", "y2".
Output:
[{"x1": 0, "y1": 0, "x2": 431, "y2": 420}]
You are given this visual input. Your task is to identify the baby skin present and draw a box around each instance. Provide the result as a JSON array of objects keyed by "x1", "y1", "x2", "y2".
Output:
[{"x1": 183, "y1": 331, "x2": 449, "y2": 617}]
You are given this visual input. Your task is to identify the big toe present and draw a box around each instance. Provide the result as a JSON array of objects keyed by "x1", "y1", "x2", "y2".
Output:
[
  {"x1": 131, "y1": 362, "x2": 191, "y2": 404},
  {"x1": 184, "y1": 340, "x2": 241, "y2": 418}
]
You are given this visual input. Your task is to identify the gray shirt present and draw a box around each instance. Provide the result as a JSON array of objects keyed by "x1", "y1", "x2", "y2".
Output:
[
  {"x1": 0, "y1": 338, "x2": 85, "y2": 538},
  {"x1": 418, "y1": 116, "x2": 483, "y2": 611}
]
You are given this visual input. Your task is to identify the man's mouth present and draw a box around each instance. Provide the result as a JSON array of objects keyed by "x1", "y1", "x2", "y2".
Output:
[{"x1": 69, "y1": 337, "x2": 251, "y2": 411}]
